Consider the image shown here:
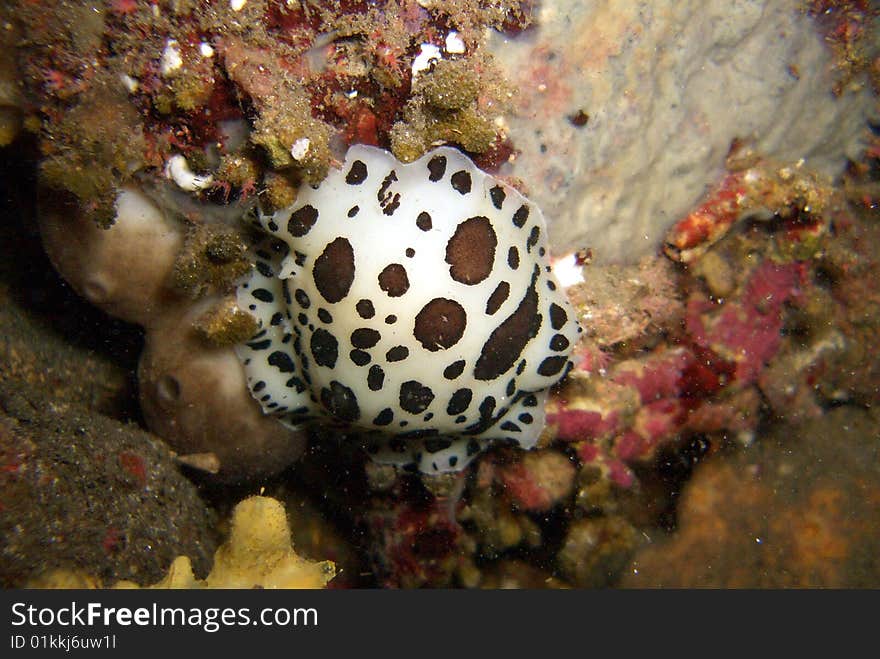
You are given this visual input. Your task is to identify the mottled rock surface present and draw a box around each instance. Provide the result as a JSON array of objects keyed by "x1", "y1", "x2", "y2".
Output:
[
  {"x1": 490, "y1": 0, "x2": 877, "y2": 262},
  {"x1": 0, "y1": 147, "x2": 141, "y2": 419},
  {"x1": 622, "y1": 407, "x2": 880, "y2": 587},
  {"x1": 0, "y1": 146, "x2": 218, "y2": 588},
  {"x1": 0, "y1": 380, "x2": 219, "y2": 587}
]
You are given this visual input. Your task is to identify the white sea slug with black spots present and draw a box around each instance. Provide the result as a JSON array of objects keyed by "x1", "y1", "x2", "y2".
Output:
[{"x1": 236, "y1": 145, "x2": 581, "y2": 473}]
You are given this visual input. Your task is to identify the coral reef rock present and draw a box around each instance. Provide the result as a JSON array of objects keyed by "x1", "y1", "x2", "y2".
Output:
[
  {"x1": 32, "y1": 496, "x2": 336, "y2": 589},
  {"x1": 490, "y1": 0, "x2": 878, "y2": 262},
  {"x1": 0, "y1": 380, "x2": 218, "y2": 588},
  {"x1": 116, "y1": 495, "x2": 336, "y2": 589},
  {"x1": 622, "y1": 407, "x2": 880, "y2": 588}
]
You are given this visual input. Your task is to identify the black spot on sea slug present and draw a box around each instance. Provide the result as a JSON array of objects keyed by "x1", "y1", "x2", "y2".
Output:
[
  {"x1": 351, "y1": 327, "x2": 381, "y2": 349},
  {"x1": 414, "y1": 298, "x2": 467, "y2": 351},
  {"x1": 443, "y1": 360, "x2": 466, "y2": 380},
  {"x1": 313, "y1": 237, "x2": 355, "y2": 303},
  {"x1": 378, "y1": 263, "x2": 409, "y2": 297},
  {"x1": 378, "y1": 170, "x2": 400, "y2": 215},
  {"x1": 416, "y1": 211, "x2": 432, "y2": 231},
  {"x1": 527, "y1": 226, "x2": 540, "y2": 253},
  {"x1": 294, "y1": 288, "x2": 310, "y2": 308},
  {"x1": 320, "y1": 380, "x2": 360, "y2": 422},
  {"x1": 508, "y1": 246, "x2": 520, "y2": 270},
  {"x1": 350, "y1": 349, "x2": 371, "y2": 366},
  {"x1": 485, "y1": 281, "x2": 510, "y2": 315},
  {"x1": 479, "y1": 396, "x2": 495, "y2": 421},
  {"x1": 550, "y1": 334, "x2": 570, "y2": 351},
  {"x1": 356, "y1": 299, "x2": 375, "y2": 319},
  {"x1": 386, "y1": 346, "x2": 409, "y2": 362},
  {"x1": 549, "y1": 303, "x2": 568, "y2": 330},
  {"x1": 256, "y1": 261, "x2": 273, "y2": 278},
  {"x1": 373, "y1": 408, "x2": 394, "y2": 426},
  {"x1": 382, "y1": 195, "x2": 401, "y2": 215},
  {"x1": 446, "y1": 388, "x2": 472, "y2": 415},
  {"x1": 252, "y1": 288, "x2": 273, "y2": 303},
  {"x1": 399, "y1": 380, "x2": 434, "y2": 414},
  {"x1": 288, "y1": 204, "x2": 319, "y2": 237},
  {"x1": 286, "y1": 377, "x2": 306, "y2": 393},
  {"x1": 310, "y1": 328, "x2": 339, "y2": 368},
  {"x1": 512, "y1": 204, "x2": 529, "y2": 228},
  {"x1": 268, "y1": 351, "x2": 296, "y2": 373},
  {"x1": 490, "y1": 185, "x2": 506, "y2": 209},
  {"x1": 464, "y1": 396, "x2": 497, "y2": 435},
  {"x1": 423, "y1": 438, "x2": 452, "y2": 453},
  {"x1": 474, "y1": 267, "x2": 542, "y2": 381},
  {"x1": 368, "y1": 364, "x2": 385, "y2": 391},
  {"x1": 427, "y1": 155, "x2": 447, "y2": 181},
  {"x1": 450, "y1": 170, "x2": 472, "y2": 194},
  {"x1": 346, "y1": 159, "x2": 368, "y2": 184},
  {"x1": 538, "y1": 356, "x2": 568, "y2": 377},
  {"x1": 445, "y1": 216, "x2": 497, "y2": 285}
]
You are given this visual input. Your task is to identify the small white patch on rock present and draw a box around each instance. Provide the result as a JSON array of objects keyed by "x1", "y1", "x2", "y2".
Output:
[
  {"x1": 411, "y1": 43, "x2": 441, "y2": 80},
  {"x1": 445, "y1": 31, "x2": 466, "y2": 54},
  {"x1": 551, "y1": 253, "x2": 586, "y2": 288},
  {"x1": 165, "y1": 154, "x2": 213, "y2": 192},
  {"x1": 120, "y1": 74, "x2": 139, "y2": 93},
  {"x1": 160, "y1": 40, "x2": 183, "y2": 77},
  {"x1": 290, "y1": 137, "x2": 311, "y2": 161}
]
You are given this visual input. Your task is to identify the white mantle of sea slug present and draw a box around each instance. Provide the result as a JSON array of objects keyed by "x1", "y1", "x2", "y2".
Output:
[{"x1": 235, "y1": 145, "x2": 582, "y2": 473}]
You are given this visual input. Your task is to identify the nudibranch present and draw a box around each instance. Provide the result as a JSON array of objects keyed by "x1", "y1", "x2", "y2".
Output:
[{"x1": 236, "y1": 145, "x2": 581, "y2": 473}]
